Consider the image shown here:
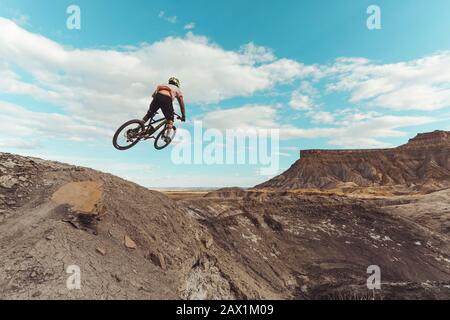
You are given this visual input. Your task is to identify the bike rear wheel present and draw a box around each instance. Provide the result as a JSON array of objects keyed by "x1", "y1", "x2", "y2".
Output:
[
  {"x1": 113, "y1": 120, "x2": 146, "y2": 151},
  {"x1": 154, "y1": 125, "x2": 177, "y2": 150}
]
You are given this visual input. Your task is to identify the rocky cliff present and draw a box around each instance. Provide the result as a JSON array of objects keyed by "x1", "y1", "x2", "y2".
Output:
[{"x1": 257, "y1": 131, "x2": 450, "y2": 190}]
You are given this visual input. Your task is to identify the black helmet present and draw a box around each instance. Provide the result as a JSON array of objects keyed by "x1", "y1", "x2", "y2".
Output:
[{"x1": 168, "y1": 77, "x2": 180, "y2": 88}]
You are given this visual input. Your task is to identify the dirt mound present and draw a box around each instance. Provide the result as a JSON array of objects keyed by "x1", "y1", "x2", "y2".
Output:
[
  {"x1": 257, "y1": 130, "x2": 450, "y2": 190},
  {"x1": 204, "y1": 187, "x2": 247, "y2": 199},
  {"x1": 0, "y1": 153, "x2": 210, "y2": 299}
]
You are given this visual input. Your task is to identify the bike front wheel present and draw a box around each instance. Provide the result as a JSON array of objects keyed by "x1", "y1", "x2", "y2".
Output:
[
  {"x1": 154, "y1": 125, "x2": 177, "y2": 150},
  {"x1": 113, "y1": 120, "x2": 146, "y2": 151}
]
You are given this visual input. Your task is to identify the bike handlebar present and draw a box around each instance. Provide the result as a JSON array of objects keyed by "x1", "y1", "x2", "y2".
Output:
[{"x1": 175, "y1": 113, "x2": 185, "y2": 121}]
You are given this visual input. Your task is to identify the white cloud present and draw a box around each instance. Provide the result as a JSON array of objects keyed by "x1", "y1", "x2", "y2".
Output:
[
  {"x1": 289, "y1": 91, "x2": 314, "y2": 110},
  {"x1": 333, "y1": 115, "x2": 435, "y2": 147},
  {"x1": 0, "y1": 138, "x2": 41, "y2": 149},
  {"x1": 325, "y1": 53, "x2": 450, "y2": 110},
  {"x1": 158, "y1": 11, "x2": 177, "y2": 24},
  {"x1": 0, "y1": 18, "x2": 312, "y2": 126},
  {"x1": 309, "y1": 111, "x2": 335, "y2": 124},
  {"x1": 184, "y1": 22, "x2": 195, "y2": 30},
  {"x1": 0, "y1": 17, "x2": 446, "y2": 154},
  {"x1": 288, "y1": 81, "x2": 319, "y2": 111},
  {"x1": 0, "y1": 102, "x2": 112, "y2": 148},
  {"x1": 12, "y1": 14, "x2": 30, "y2": 27},
  {"x1": 200, "y1": 105, "x2": 279, "y2": 132},
  {"x1": 281, "y1": 146, "x2": 300, "y2": 151},
  {"x1": 239, "y1": 43, "x2": 275, "y2": 64},
  {"x1": 199, "y1": 105, "x2": 435, "y2": 148}
]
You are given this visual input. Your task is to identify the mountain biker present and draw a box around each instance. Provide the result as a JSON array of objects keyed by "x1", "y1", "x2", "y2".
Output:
[{"x1": 142, "y1": 77, "x2": 186, "y2": 140}]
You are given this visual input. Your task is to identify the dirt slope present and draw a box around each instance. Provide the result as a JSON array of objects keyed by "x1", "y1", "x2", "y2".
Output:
[
  {"x1": 182, "y1": 191, "x2": 450, "y2": 299},
  {"x1": 0, "y1": 153, "x2": 208, "y2": 299},
  {"x1": 381, "y1": 188, "x2": 450, "y2": 237}
]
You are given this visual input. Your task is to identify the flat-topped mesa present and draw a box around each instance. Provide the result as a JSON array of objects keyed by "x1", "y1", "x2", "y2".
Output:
[
  {"x1": 300, "y1": 148, "x2": 394, "y2": 158},
  {"x1": 300, "y1": 130, "x2": 450, "y2": 159},
  {"x1": 409, "y1": 130, "x2": 450, "y2": 141},
  {"x1": 402, "y1": 130, "x2": 450, "y2": 148},
  {"x1": 257, "y1": 130, "x2": 450, "y2": 190}
]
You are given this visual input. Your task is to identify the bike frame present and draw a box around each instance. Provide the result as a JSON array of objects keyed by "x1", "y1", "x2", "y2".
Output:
[
  {"x1": 148, "y1": 116, "x2": 167, "y2": 132},
  {"x1": 144, "y1": 112, "x2": 180, "y2": 139}
]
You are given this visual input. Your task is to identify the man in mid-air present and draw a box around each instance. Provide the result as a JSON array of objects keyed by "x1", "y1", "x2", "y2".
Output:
[{"x1": 142, "y1": 77, "x2": 186, "y2": 140}]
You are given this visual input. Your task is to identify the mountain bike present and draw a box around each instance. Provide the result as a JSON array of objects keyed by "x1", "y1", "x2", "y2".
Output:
[{"x1": 112, "y1": 111, "x2": 181, "y2": 151}]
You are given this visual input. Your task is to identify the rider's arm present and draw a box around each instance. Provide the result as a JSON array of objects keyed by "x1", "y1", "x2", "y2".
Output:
[{"x1": 177, "y1": 95, "x2": 186, "y2": 121}]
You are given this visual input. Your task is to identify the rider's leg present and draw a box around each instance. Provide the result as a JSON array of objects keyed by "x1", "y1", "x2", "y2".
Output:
[
  {"x1": 142, "y1": 111, "x2": 154, "y2": 123},
  {"x1": 165, "y1": 120, "x2": 174, "y2": 138},
  {"x1": 143, "y1": 99, "x2": 159, "y2": 123},
  {"x1": 160, "y1": 100, "x2": 175, "y2": 139}
]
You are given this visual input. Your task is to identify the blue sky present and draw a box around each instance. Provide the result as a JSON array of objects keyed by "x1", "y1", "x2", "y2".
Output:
[{"x1": 0, "y1": 0, "x2": 449, "y2": 188}]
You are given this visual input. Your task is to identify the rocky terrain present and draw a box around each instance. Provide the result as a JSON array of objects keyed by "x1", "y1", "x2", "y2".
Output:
[
  {"x1": 183, "y1": 189, "x2": 450, "y2": 299},
  {"x1": 1, "y1": 148, "x2": 449, "y2": 300},
  {"x1": 257, "y1": 130, "x2": 450, "y2": 190},
  {"x1": 0, "y1": 153, "x2": 206, "y2": 299}
]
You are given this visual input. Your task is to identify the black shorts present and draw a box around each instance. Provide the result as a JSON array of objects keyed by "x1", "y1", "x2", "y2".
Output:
[{"x1": 148, "y1": 93, "x2": 174, "y2": 121}]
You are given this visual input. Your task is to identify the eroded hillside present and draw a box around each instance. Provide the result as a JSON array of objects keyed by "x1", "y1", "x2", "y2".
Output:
[
  {"x1": 257, "y1": 131, "x2": 450, "y2": 190},
  {"x1": 181, "y1": 190, "x2": 450, "y2": 299},
  {"x1": 0, "y1": 153, "x2": 206, "y2": 299}
]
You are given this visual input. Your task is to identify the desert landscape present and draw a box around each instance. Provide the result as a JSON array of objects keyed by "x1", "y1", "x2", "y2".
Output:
[{"x1": 0, "y1": 130, "x2": 449, "y2": 299}]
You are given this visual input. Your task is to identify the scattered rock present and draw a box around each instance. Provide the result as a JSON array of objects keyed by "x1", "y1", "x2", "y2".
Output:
[
  {"x1": 46, "y1": 235, "x2": 55, "y2": 241},
  {"x1": 96, "y1": 247, "x2": 107, "y2": 256},
  {"x1": 203, "y1": 237, "x2": 214, "y2": 249},
  {"x1": 1, "y1": 159, "x2": 17, "y2": 169},
  {"x1": 124, "y1": 235, "x2": 137, "y2": 249},
  {"x1": 31, "y1": 291, "x2": 41, "y2": 298},
  {"x1": 147, "y1": 251, "x2": 166, "y2": 270},
  {"x1": 112, "y1": 274, "x2": 122, "y2": 282},
  {"x1": 62, "y1": 217, "x2": 81, "y2": 229},
  {"x1": 0, "y1": 175, "x2": 18, "y2": 189}
]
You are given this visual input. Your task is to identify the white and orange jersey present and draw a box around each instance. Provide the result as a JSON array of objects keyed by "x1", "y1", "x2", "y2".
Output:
[{"x1": 154, "y1": 84, "x2": 183, "y2": 100}]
